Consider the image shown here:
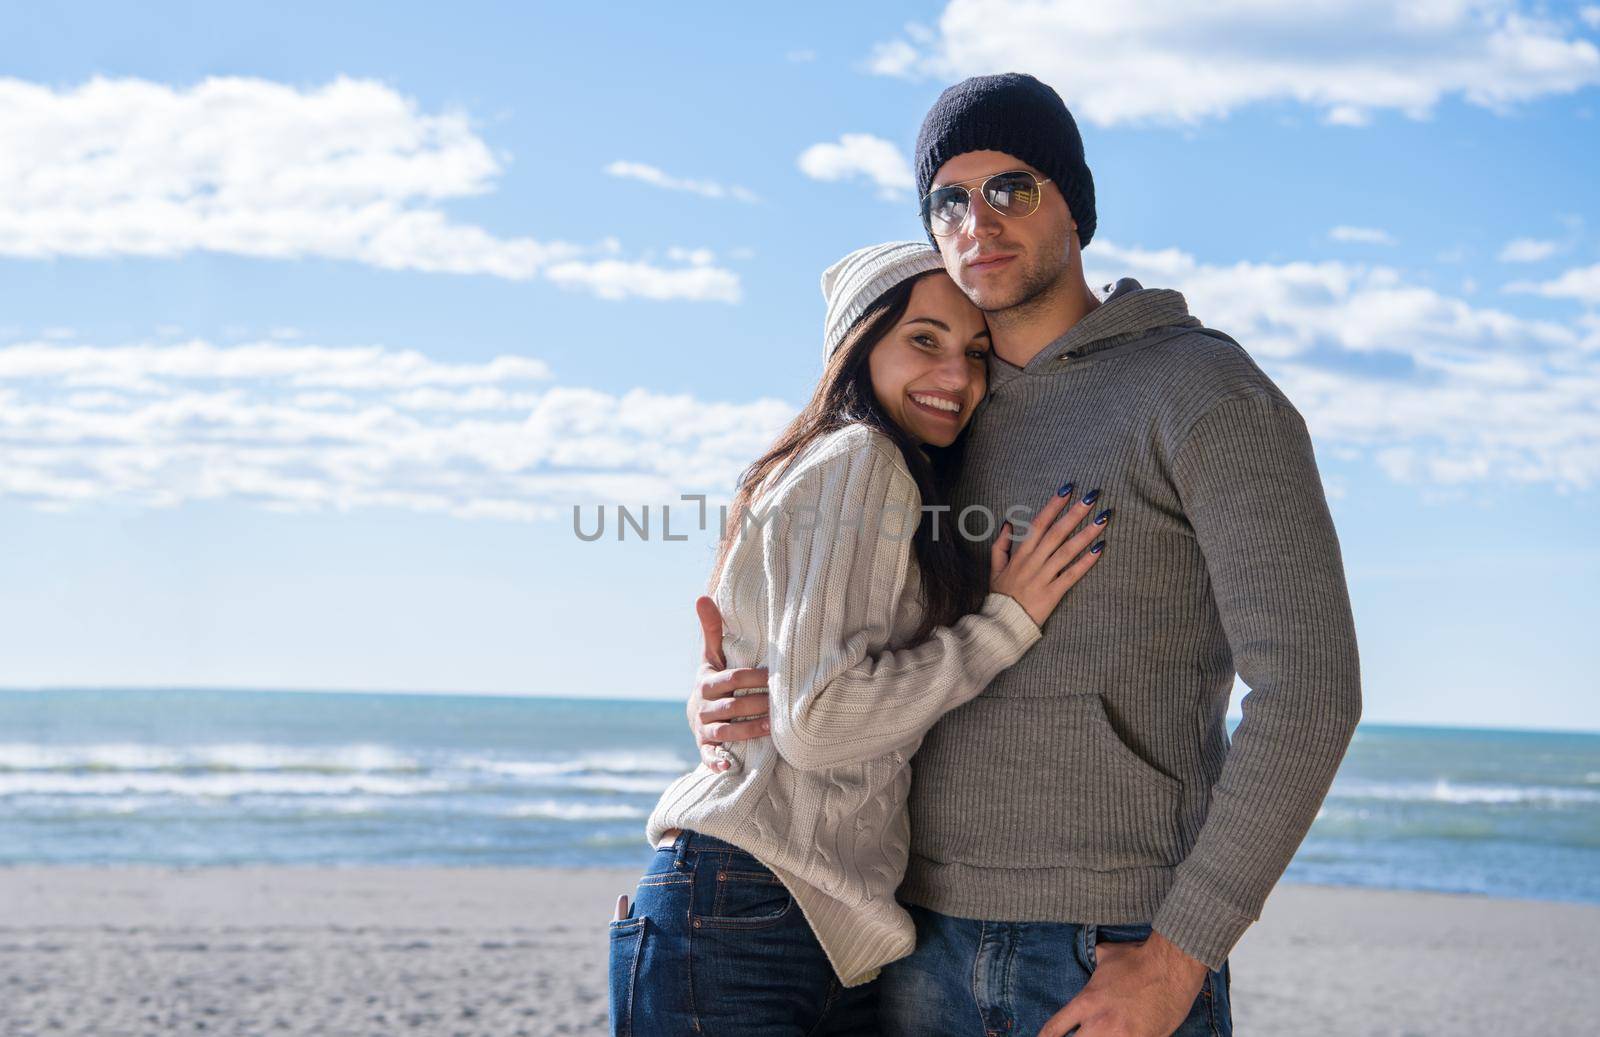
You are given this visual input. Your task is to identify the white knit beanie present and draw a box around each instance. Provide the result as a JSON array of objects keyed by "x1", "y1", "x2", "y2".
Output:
[{"x1": 820, "y1": 241, "x2": 946, "y2": 362}]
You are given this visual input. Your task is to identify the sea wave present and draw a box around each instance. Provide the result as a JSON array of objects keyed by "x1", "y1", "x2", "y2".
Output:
[
  {"x1": 1329, "y1": 778, "x2": 1600, "y2": 807},
  {"x1": 3, "y1": 792, "x2": 656, "y2": 822},
  {"x1": 0, "y1": 793, "x2": 393, "y2": 817},
  {"x1": 0, "y1": 743, "x2": 693, "y2": 798},
  {"x1": 0, "y1": 772, "x2": 452, "y2": 797},
  {"x1": 505, "y1": 800, "x2": 647, "y2": 821},
  {"x1": 562, "y1": 773, "x2": 678, "y2": 794},
  {"x1": 454, "y1": 750, "x2": 691, "y2": 778},
  {"x1": 0, "y1": 741, "x2": 423, "y2": 774}
]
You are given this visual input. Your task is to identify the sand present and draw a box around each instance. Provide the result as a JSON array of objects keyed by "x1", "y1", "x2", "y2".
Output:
[{"x1": 1, "y1": 867, "x2": 1595, "y2": 1036}]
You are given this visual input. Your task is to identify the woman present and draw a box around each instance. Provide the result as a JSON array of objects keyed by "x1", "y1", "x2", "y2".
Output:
[{"x1": 607, "y1": 242, "x2": 1111, "y2": 1036}]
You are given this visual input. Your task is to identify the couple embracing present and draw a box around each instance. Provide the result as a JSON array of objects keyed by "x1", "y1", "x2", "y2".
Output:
[{"x1": 607, "y1": 72, "x2": 1362, "y2": 1037}]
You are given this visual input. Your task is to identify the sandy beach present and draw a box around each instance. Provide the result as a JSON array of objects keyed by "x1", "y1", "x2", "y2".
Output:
[{"x1": 1, "y1": 867, "x2": 1595, "y2": 1036}]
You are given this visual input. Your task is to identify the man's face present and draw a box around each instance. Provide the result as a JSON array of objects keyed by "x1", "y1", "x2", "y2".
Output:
[{"x1": 927, "y1": 150, "x2": 1077, "y2": 314}]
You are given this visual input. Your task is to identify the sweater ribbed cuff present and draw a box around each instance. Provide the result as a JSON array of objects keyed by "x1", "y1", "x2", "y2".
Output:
[
  {"x1": 982, "y1": 591, "x2": 1043, "y2": 649},
  {"x1": 1149, "y1": 869, "x2": 1256, "y2": 971}
]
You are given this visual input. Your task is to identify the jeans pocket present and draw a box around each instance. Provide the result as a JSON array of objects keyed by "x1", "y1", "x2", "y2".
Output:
[
  {"x1": 1084, "y1": 921, "x2": 1154, "y2": 972},
  {"x1": 607, "y1": 915, "x2": 645, "y2": 1036},
  {"x1": 694, "y1": 861, "x2": 795, "y2": 930}
]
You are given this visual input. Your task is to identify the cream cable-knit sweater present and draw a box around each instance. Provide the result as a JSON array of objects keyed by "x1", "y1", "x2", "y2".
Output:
[{"x1": 644, "y1": 422, "x2": 1043, "y2": 986}]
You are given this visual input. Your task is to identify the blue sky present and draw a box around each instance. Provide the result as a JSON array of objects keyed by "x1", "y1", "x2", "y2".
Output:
[{"x1": 1, "y1": 1, "x2": 1597, "y2": 732}]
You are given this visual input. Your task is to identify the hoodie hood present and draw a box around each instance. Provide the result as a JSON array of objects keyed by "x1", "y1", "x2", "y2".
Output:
[{"x1": 990, "y1": 277, "x2": 1200, "y2": 382}]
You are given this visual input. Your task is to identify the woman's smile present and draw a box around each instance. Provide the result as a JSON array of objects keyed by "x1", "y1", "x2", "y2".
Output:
[{"x1": 908, "y1": 390, "x2": 963, "y2": 422}]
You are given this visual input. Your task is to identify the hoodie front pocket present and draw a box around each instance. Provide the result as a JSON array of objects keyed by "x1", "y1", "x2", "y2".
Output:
[
  {"x1": 1061, "y1": 694, "x2": 1185, "y2": 869},
  {"x1": 914, "y1": 693, "x2": 1186, "y2": 872}
]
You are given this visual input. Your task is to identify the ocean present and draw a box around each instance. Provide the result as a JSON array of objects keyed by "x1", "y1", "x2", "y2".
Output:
[{"x1": 2, "y1": 688, "x2": 1597, "y2": 905}]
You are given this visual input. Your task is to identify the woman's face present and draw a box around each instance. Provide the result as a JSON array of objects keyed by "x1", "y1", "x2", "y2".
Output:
[{"x1": 866, "y1": 272, "x2": 991, "y2": 447}]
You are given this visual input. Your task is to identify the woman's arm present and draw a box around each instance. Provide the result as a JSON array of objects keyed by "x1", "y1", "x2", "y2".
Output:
[{"x1": 756, "y1": 431, "x2": 1042, "y2": 772}]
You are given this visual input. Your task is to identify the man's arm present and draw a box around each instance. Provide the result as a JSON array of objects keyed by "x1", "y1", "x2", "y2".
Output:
[
  {"x1": 1037, "y1": 391, "x2": 1362, "y2": 1037},
  {"x1": 1150, "y1": 392, "x2": 1363, "y2": 968}
]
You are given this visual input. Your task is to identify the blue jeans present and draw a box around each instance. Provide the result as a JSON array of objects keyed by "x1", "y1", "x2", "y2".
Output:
[
  {"x1": 878, "y1": 903, "x2": 1232, "y2": 1036},
  {"x1": 607, "y1": 829, "x2": 878, "y2": 1036}
]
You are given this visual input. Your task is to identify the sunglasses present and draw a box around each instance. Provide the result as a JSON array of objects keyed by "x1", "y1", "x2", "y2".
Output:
[{"x1": 920, "y1": 170, "x2": 1052, "y2": 237}]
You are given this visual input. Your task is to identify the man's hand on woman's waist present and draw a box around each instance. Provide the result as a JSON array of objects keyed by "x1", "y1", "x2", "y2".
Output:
[{"x1": 688, "y1": 595, "x2": 771, "y2": 772}]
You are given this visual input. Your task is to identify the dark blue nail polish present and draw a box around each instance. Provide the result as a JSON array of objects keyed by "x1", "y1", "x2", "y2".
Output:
[
  {"x1": 1082, "y1": 488, "x2": 1101, "y2": 506},
  {"x1": 1057, "y1": 481, "x2": 1074, "y2": 498},
  {"x1": 1091, "y1": 540, "x2": 1105, "y2": 554},
  {"x1": 1095, "y1": 508, "x2": 1112, "y2": 525}
]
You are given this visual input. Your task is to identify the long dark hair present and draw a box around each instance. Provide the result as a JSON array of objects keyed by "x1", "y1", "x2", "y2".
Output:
[{"x1": 708, "y1": 271, "x2": 987, "y2": 642}]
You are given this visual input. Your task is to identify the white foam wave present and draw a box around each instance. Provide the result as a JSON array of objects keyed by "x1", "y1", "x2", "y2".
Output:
[
  {"x1": 4, "y1": 792, "x2": 421, "y2": 817},
  {"x1": 455, "y1": 750, "x2": 692, "y2": 778},
  {"x1": 1331, "y1": 778, "x2": 1600, "y2": 807},
  {"x1": 0, "y1": 741, "x2": 422, "y2": 774},
  {"x1": 0, "y1": 772, "x2": 451, "y2": 797},
  {"x1": 505, "y1": 800, "x2": 646, "y2": 821},
  {"x1": 563, "y1": 774, "x2": 677, "y2": 794}
]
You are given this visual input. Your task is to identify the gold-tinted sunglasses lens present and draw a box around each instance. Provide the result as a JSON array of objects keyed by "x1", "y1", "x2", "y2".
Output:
[{"x1": 984, "y1": 172, "x2": 1043, "y2": 217}]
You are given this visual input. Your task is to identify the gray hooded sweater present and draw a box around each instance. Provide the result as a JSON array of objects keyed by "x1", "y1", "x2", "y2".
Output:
[{"x1": 897, "y1": 279, "x2": 1363, "y2": 970}]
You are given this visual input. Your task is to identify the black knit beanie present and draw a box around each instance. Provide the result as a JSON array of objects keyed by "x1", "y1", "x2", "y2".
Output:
[{"x1": 914, "y1": 72, "x2": 1096, "y2": 249}]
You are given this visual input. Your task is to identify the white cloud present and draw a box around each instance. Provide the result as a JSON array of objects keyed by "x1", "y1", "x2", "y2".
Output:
[
  {"x1": 0, "y1": 75, "x2": 737, "y2": 301},
  {"x1": 543, "y1": 259, "x2": 741, "y2": 303},
  {"x1": 0, "y1": 339, "x2": 553, "y2": 390},
  {"x1": 666, "y1": 247, "x2": 716, "y2": 266},
  {"x1": 0, "y1": 338, "x2": 792, "y2": 518},
  {"x1": 1498, "y1": 237, "x2": 1560, "y2": 262},
  {"x1": 1584, "y1": 7, "x2": 1600, "y2": 31},
  {"x1": 1324, "y1": 105, "x2": 1371, "y2": 127},
  {"x1": 1092, "y1": 240, "x2": 1574, "y2": 359},
  {"x1": 1581, "y1": 313, "x2": 1600, "y2": 350},
  {"x1": 604, "y1": 161, "x2": 759, "y2": 203},
  {"x1": 1088, "y1": 241, "x2": 1600, "y2": 489},
  {"x1": 869, "y1": 1, "x2": 1600, "y2": 126},
  {"x1": 866, "y1": 39, "x2": 920, "y2": 77},
  {"x1": 797, "y1": 134, "x2": 915, "y2": 200},
  {"x1": 8, "y1": 236, "x2": 1596, "y2": 521},
  {"x1": 1329, "y1": 225, "x2": 1397, "y2": 245},
  {"x1": 1506, "y1": 262, "x2": 1600, "y2": 304}
]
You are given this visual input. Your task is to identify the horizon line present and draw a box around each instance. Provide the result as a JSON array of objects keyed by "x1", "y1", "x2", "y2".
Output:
[{"x1": 2, "y1": 684, "x2": 1597, "y2": 739}]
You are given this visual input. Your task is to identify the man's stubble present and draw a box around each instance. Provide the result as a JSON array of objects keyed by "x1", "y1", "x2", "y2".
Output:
[{"x1": 963, "y1": 242, "x2": 1075, "y2": 336}]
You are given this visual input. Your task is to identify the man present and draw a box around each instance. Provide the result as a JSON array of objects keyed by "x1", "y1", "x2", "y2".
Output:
[{"x1": 688, "y1": 72, "x2": 1361, "y2": 1037}]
